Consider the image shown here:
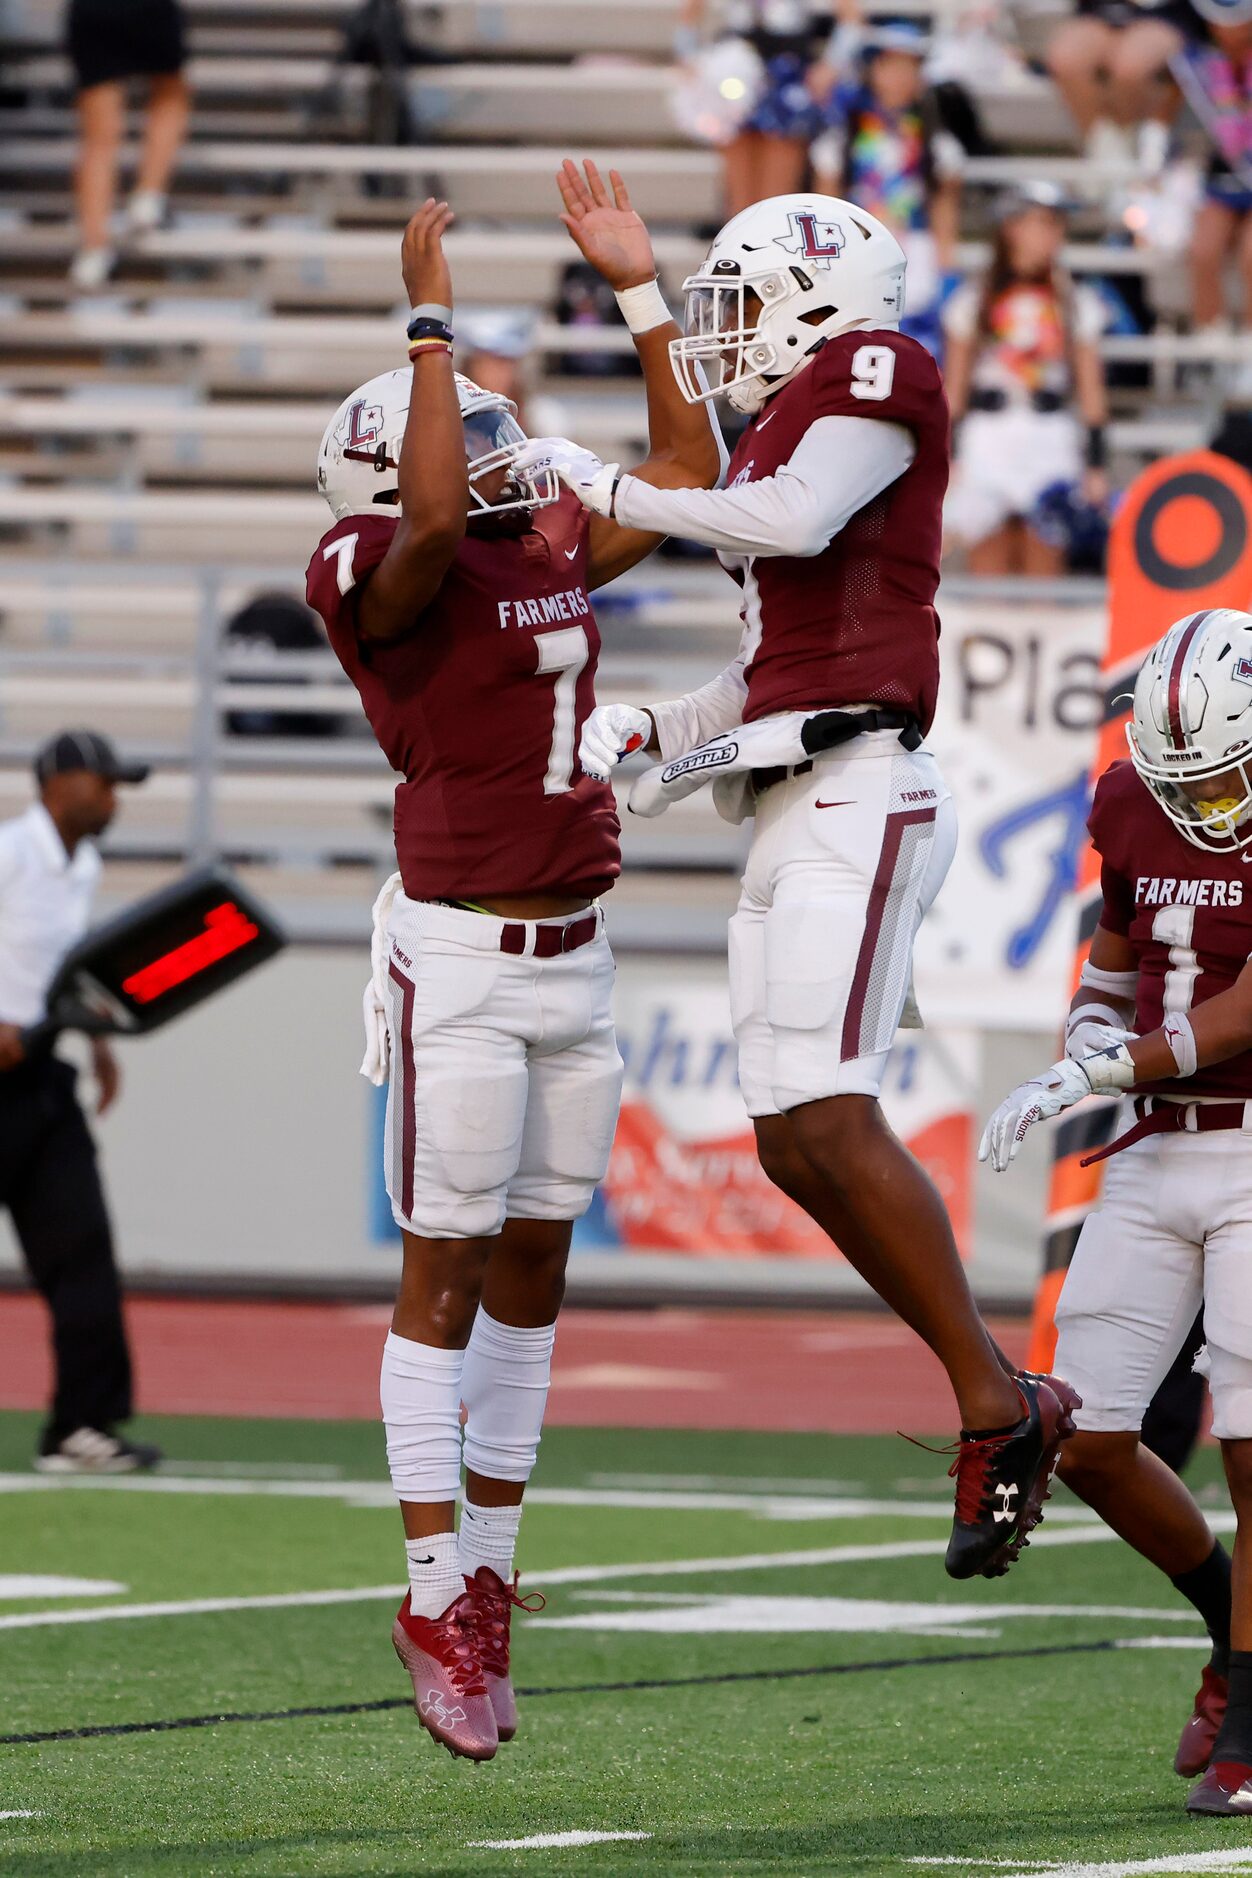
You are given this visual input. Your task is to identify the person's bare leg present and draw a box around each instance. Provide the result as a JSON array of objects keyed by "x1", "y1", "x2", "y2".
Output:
[
  {"x1": 1046, "y1": 16, "x2": 1116, "y2": 137},
  {"x1": 1107, "y1": 19, "x2": 1181, "y2": 128},
  {"x1": 391, "y1": 1227, "x2": 490, "y2": 1542},
  {"x1": 1191, "y1": 200, "x2": 1235, "y2": 329},
  {"x1": 723, "y1": 132, "x2": 762, "y2": 218},
  {"x1": 1237, "y1": 214, "x2": 1252, "y2": 340},
  {"x1": 134, "y1": 71, "x2": 191, "y2": 198},
  {"x1": 967, "y1": 523, "x2": 1016, "y2": 576},
  {"x1": 464, "y1": 1216, "x2": 570, "y2": 1511},
  {"x1": 1060, "y1": 1428, "x2": 1219, "y2": 1573},
  {"x1": 779, "y1": 1099, "x2": 1021, "y2": 1429},
  {"x1": 755, "y1": 1116, "x2": 1019, "y2": 1382},
  {"x1": 757, "y1": 133, "x2": 809, "y2": 199},
  {"x1": 1022, "y1": 528, "x2": 1066, "y2": 578},
  {"x1": 73, "y1": 81, "x2": 124, "y2": 252}
]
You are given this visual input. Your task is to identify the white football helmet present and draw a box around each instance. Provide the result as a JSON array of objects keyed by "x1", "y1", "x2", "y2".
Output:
[
  {"x1": 669, "y1": 193, "x2": 907, "y2": 415},
  {"x1": 316, "y1": 368, "x2": 558, "y2": 522},
  {"x1": 1127, "y1": 607, "x2": 1252, "y2": 852}
]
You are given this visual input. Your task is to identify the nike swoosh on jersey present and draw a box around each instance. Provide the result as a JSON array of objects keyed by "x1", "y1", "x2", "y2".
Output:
[
  {"x1": 757, "y1": 411, "x2": 777, "y2": 429},
  {"x1": 815, "y1": 799, "x2": 854, "y2": 809},
  {"x1": 564, "y1": 546, "x2": 579, "y2": 560}
]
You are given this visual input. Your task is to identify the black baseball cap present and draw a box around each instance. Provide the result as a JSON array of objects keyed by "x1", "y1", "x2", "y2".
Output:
[{"x1": 34, "y1": 728, "x2": 151, "y2": 786}]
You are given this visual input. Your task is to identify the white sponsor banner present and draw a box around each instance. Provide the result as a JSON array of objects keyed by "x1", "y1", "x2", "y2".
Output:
[{"x1": 914, "y1": 597, "x2": 1106, "y2": 1031}]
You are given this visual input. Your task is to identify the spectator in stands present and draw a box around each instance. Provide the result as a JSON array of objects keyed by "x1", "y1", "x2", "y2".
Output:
[
  {"x1": 809, "y1": 22, "x2": 964, "y2": 353},
  {"x1": 675, "y1": 0, "x2": 828, "y2": 215},
  {"x1": 457, "y1": 305, "x2": 570, "y2": 439},
  {"x1": 1180, "y1": 17, "x2": 1252, "y2": 399},
  {"x1": 943, "y1": 182, "x2": 1110, "y2": 576},
  {"x1": 1045, "y1": 0, "x2": 1194, "y2": 174},
  {"x1": 65, "y1": 0, "x2": 192, "y2": 289}
]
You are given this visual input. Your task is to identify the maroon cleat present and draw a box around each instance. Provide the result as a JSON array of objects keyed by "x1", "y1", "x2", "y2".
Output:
[
  {"x1": 1187, "y1": 1759, "x2": 1252, "y2": 1815},
  {"x1": 464, "y1": 1566, "x2": 545, "y2": 1743},
  {"x1": 391, "y1": 1589, "x2": 499, "y2": 1761},
  {"x1": 1176, "y1": 1664, "x2": 1230, "y2": 1778},
  {"x1": 944, "y1": 1373, "x2": 1080, "y2": 1580}
]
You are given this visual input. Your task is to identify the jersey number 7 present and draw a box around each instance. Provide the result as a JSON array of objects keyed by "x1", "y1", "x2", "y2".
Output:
[{"x1": 536, "y1": 625, "x2": 588, "y2": 795}]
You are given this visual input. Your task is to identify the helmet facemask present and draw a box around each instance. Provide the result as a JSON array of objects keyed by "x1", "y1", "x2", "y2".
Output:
[
  {"x1": 1127, "y1": 720, "x2": 1252, "y2": 853},
  {"x1": 462, "y1": 403, "x2": 558, "y2": 521},
  {"x1": 670, "y1": 269, "x2": 800, "y2": 414}
]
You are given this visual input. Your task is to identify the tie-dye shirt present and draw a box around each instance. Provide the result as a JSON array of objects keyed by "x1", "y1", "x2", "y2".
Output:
[{"x1": 942, "y1": 276, "x2": 1106, "y2": 403}]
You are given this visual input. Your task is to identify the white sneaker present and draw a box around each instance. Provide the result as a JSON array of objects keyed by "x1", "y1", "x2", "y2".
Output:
[
  {"x1": 1136, "y1": 120, "x2": 1171, "y2": 177},
  {"x1": 123, "y1": 189, "x2": 167, "y2": 236},
  {"x1": 1085, "y1": 119, "x2": 1133, "y2": 168},
  {"x1": 34, "y1": 1427, "x2": 162, "y2": 1474},
  {"x1": 68, "y1": 246, "x2": 115, "y2": 290}
]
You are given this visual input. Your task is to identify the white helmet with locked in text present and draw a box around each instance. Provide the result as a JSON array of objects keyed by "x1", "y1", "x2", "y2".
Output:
[
  {"x1": 316, "y1": 368, "x2": 558, "y2": 522},
  {"x1": 1127, "y1": 607, "x2": 1252, "y2": 852},
  {"x1": 668, "y1": 193, "x2": 907, "y2": 416}
]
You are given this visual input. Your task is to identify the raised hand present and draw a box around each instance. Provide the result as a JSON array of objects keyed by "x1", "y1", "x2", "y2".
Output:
[
  {"x1": 400, "y1": 198, "x2": 455, "y2": 308},
  {"x1": 556, "y1": 158, "x2": 657, "y2": 291}
]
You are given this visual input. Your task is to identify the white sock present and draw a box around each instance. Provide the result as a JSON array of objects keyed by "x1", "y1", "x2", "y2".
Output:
[
  {"x1": 460, "y1": 1499, "x2": 523, "y2": 1583},
  {"x1": 404, "y1": 1531, "x2": 462, "y2": 1619},
  {"x1": 380, "y1": 1330, "x2": 466, "y2": 1615},
  {"x1": 127, "y1": 188, "x2": 166, "y2": 230},
  {"x1": 461, "y1": 1309, "x2": 556, "y2": 1484}
]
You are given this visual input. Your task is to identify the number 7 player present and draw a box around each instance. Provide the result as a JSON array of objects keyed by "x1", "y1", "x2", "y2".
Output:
[
  {"x1": 518, "y1": 191, "x2": 1079, "y2": 1580},
  {"x1": 305, "y1": 172, "x2": 722, "y2": 1762}
]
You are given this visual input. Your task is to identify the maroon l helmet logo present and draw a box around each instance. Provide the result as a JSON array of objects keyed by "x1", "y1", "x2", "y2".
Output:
[{"x1": 780, "y1": 210, "x2": 846, "y2": 262}]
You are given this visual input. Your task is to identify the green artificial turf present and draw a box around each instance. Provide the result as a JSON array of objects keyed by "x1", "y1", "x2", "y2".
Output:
[{"x1": 0, "y1": 1411, "x2": 1244, "y2": 1877}]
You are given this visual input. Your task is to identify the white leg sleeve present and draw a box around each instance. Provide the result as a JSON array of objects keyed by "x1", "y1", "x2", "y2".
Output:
[
  {"x1": 379, "y1": 1330, "x2": 465, "y2": 1502},
  {"x1": 461, "y1": 1309, "x2": 557, "y2": 1485}
]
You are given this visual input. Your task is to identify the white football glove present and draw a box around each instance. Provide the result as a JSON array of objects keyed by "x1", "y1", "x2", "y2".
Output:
[
  {"x1": 579, "y1": 703, "x2": 652, "y2": 782},
  {"x1": 1064, "y1": 1018, "x2": 1138, "y2": 1061},
  {"x1": 978, "y1": 1041, "x2": 1136, "y2": 1173},
  {"x1": 510, "y1": 436, "x2": 621, "y2": 518}
]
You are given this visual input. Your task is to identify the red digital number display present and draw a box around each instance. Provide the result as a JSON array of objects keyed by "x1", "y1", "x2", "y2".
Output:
[{"x1": 121, "y1": 901, "x2": 261, "y2": 1006}]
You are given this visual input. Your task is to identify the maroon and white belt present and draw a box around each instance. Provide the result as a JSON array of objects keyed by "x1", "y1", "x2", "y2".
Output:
[
  {"x1": 499, "y1": 913, "x2": 599, "y2": 959},
  {"x1": 1081, "y1": 1093, "x2": 1252, "y2": 1167}
]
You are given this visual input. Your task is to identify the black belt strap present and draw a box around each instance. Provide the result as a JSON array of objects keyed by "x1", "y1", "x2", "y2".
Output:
[{"x1": 752, "y1": 710, "x2": 922, "y2": 797}]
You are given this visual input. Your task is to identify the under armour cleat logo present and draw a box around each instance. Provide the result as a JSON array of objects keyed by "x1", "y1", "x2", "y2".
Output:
[
  {"x1": 993, "y1": 1482, "x2": 1019, "y2": 1524},
  {"x1": 419, "y1": 1690, "x2": 468, "y2": 1727}
]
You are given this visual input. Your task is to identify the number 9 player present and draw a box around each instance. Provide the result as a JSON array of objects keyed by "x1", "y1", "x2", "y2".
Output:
[
  {"x1": 520, "y1": 192, "x2": 1079, "y2": 1582},
  {"x1": 304, "y1": 172, "x2": 722, "y2": 1763}
]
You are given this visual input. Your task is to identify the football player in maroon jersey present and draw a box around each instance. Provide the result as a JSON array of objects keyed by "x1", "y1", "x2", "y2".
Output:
[
  {"x1": 516, "y1": 191, "x2": 1076, "y2": 1582},
  {"x1": 982, "y1": 607, "x2": 1252, "y2": 1815},
  {"x1": 305, "y1": 174, "x2": 722, "y2": 1761}
]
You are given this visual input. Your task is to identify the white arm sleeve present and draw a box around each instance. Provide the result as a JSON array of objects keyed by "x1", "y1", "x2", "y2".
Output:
[
  {"x1": 611, "y1": 415, "x2": 916, "y2": 557},
  {"x1": 648, "y1": 653, "x2": 750, "y2": 760}
]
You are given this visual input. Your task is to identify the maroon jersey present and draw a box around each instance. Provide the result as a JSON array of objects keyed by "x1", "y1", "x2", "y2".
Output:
[
  {"x1": 724, "y1": 329, "x2": 949, "y2": 733},
  {"x1": 305, "y1": 493, "x2": 620, "y2": 902},
  {"x1": 1090, "y1": 759, "x2": 1252, "y2": 1099}
]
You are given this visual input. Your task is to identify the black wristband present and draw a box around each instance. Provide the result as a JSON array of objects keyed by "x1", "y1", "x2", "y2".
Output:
[
  {"x1": 1085, "y1": 424, "x2": 1108, "y2": 471},
  {"x1": 406, "y1": 313, "x2": 454, "y2": 345}
]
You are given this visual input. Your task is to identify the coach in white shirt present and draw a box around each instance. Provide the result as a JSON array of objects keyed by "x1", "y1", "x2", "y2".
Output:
[{"x1": 0, "y1": 729, "x2": 160, "y2": 1474}]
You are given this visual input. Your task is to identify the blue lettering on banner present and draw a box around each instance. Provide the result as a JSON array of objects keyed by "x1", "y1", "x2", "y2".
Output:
[
  {"x1": 617, "y1": 1006, "x2": 740, "y2": 1094},
  {"x1": 978, "y1": 770, "x2": 1090, "y2": 971}
]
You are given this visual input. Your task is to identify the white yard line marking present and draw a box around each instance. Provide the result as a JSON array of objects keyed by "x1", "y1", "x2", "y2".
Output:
[
  {"x1": 0, "y1": 1471, "x2": 1103, "y2": 1526},
  {"x1": 0, "y1": 1520, "x2": 1198, "y2": 1634},
  {"x1": 466, "y1": 1832, "x2": 652, "y2": 1851},
  {"x1": 0, "y1": 1812, "x2": 37, "y2": 1821},
  {"x1": 1115, "y1": 1635, "x2": 1210, "y2": 1648},
  {"x1": 910, "y1": 1852, "x2": 1252, "y2": 1875},
  {"x1": 0, "y1": 1576, "x2": 126, "y2": 1600}
]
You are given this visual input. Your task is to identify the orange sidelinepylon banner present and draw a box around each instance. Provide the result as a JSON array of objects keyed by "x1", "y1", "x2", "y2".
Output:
[{"x1": 1028, "y1": 450, "x2": 1252, "y2": 1372}]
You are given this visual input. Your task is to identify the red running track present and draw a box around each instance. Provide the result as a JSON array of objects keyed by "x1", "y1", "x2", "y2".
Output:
[{"x1": 0, "y1": 1294, "x2": 1029, "y2": 1434}]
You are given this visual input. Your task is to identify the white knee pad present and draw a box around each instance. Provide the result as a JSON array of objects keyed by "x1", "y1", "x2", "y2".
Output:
[
  {"x1": 461, "y1": 1309, "x2": 556, "y2": 1484},
  {"x1": 379, "y1": 1331, "x2": 465, "y2": 1501}
]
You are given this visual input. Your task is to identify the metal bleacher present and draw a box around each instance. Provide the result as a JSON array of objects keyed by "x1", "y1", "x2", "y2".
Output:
[{"x1": 0, "y1": 0, "x2": 1238, "y2": 942}]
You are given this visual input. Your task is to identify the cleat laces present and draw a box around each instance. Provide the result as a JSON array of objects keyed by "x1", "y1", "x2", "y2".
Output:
[
  {"x1": 471, "y1": 1573, "x2": 545, "y2": 1678},
  {"x1": 423, "y1": 1591, "x2": 489, "y2": 1699}
]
